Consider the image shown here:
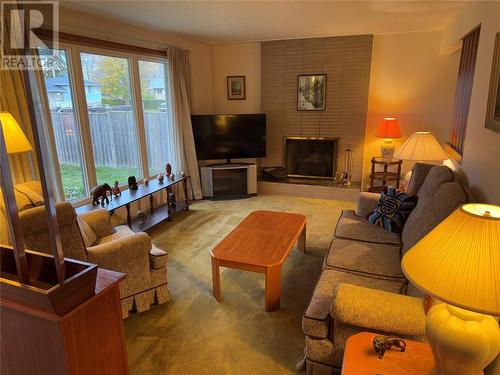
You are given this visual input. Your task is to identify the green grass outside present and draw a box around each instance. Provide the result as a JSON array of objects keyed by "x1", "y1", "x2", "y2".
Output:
[{"x1": 60, "y1": 164, "x2": 139, "y2": 200}]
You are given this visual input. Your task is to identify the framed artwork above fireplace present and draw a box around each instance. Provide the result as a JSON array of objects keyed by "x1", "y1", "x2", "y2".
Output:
[{"x1": 297, "y1": 74, "x2": 326, "y2": 111}]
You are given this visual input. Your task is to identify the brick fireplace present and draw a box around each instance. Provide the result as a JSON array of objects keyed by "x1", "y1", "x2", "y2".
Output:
[{"x1": 285, "y1": 137, "x2": 338, "y2": 180}]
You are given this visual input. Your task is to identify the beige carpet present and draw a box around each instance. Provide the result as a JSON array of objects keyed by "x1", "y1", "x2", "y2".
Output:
[{"x1": 124, "y1": 194, "x2": 354, "y2": 374}]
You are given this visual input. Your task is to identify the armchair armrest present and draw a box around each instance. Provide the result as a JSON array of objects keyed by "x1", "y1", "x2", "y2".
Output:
[
  {"x1": 86, "y1": 232, "x2": 152, "y2": 298},
  {"x1": 331, "y1": 283, "x2": 426, "y2": 337},
  {"x1": 79, "y1": 209, "x2": 113, "y2": 238},
  {"x1": 355, "y1": 192, "x2": 381, "y2": 217}
]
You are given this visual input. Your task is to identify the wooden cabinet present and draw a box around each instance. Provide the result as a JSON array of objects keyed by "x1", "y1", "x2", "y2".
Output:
[{"x1": 1, "y1": 269, "x2": 127, "y2": 375}]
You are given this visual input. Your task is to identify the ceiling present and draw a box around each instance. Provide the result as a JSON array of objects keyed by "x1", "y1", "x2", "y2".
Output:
[{"x1": 62, "y1": 1, "x2": 468, "y2": 44}]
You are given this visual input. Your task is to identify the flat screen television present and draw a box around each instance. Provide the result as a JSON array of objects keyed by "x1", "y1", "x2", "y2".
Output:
[{"x1": 191, "y1": 114, "x2": 266, "y2": 160}]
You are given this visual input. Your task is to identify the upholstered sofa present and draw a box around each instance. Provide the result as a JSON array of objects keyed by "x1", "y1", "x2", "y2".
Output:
[
  {"x1": 302, "y1": 164, "x2": 470, "y2": 374},
  {"x1": 4, "y1": 182, "x2": 169, "y2": 318}
]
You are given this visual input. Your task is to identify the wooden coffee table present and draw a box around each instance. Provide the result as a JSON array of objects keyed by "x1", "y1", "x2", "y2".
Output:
[{"x1": 211, "y1": 210, "x2": 306, "y2": 312}]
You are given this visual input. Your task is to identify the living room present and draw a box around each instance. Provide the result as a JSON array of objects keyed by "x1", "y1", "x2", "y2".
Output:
[{"x1": 1, "y1": 1, "x2": 499, "y2": 374}]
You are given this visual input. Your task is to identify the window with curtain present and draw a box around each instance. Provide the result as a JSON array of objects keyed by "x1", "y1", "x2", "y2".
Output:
[
  {"x1": 447, "y1": 25, "x2": 481, "y2": 159},
  {"x1": 38, "y1": 44, "x2": 171, "y2": 202}
]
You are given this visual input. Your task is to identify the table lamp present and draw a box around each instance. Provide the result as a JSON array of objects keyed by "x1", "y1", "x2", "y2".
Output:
[
  {"x1": 402, "y1": 203, "x2": 500, "y2": 375},
  {"x1": 0, "y1": 111, "x2": 33, "y2": 154},
  {"x1": 393, "y1": 131, "x2": 447, "y2": 161},
  {"x1": 375, "y1": 117, "x2": 401, "y2": 161}
]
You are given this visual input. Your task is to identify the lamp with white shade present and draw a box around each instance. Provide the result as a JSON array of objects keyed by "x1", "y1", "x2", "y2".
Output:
[
  {"x1": 393, "y1": 131, "x2": 447, "y2": 161},
  {"x1": 402, "y1": 203, "x2": 500, "y2": 375}
]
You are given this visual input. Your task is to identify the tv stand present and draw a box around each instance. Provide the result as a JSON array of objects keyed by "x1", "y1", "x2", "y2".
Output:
[{"x1": 200, "y1": 163, "x2": 257, "y2": 199}]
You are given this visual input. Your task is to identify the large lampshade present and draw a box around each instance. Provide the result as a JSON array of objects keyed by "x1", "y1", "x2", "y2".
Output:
[
  {"x1": 0, "y1": 112, "x2": 32, "y2": 154},
  {"x1": 393, "y1": 131, "x2": 447, "y2": 161},
  {"x1": 402, "y1": 203, "x2": 500, "y2": 316},
  {"x1": 375, "y1": 117, "x2": 401, "y2": 139}
]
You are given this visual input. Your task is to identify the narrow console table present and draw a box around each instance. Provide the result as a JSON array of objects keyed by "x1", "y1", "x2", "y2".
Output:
[{"x1": 76, "y1": 176, "x2": 191, "y2": 232}]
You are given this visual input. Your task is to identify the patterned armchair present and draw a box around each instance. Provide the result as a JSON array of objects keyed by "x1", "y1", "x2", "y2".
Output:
[{"x1": 17, "y1": 191, "x2": 169, "y2": 318}]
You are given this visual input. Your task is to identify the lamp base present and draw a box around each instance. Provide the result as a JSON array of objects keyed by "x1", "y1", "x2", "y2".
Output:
[
  {"x1": 426, "y1": 304, "x2": 500, "y2": 375},
  {"x1": 380, "y1": 139, "x2": 395, "y2": 161}
]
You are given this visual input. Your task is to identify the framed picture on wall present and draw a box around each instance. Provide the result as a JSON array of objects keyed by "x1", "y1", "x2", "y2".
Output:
[
  {"x1": 227, "y1": 76, "x2": 246, "y2": 100},
  {"x1": 297, "y1": 74, "x2": 326, "y2": 111},
  {"x1": 485, "y1": 32, "x2": 500, "y2": 133}
]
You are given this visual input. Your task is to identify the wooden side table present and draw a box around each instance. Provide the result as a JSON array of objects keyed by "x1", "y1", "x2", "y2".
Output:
[
  {"x1": 341, "y1": 332, "x2": 433, "y2": 375},
  {"x1": 1, "y1": 269, "x2": 128, "y2": 375},
  {"x1": 369, "y1": 157, "x2": 402, "y2": 193}
]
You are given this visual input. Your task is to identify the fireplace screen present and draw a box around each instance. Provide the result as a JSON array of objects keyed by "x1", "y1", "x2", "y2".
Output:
[{"x1": 285, "y1": 137, "x2": 338, "y2": 179}]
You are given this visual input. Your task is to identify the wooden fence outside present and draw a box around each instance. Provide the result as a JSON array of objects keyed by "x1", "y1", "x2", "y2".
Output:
[{"x1": 51, "y1": 111, "x2": 171, "y2": 171}]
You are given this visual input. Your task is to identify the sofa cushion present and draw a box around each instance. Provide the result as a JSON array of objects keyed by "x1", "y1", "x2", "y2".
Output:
[
  {"x1": 149, "y1": 244, "x2": 168, "y2": 269},
  {"x1": 302, "y1": 269, "x2": 405, "y2": 339},
  {"x1": 402, "y1": 181, "x2": 468, "y2": 255},
  {"x1": 324, "y1": 238, "x2": 404, "y2": 279},
  {"x1": 334, "y1": 210, "x2": 401, "y2": 245},
  {"x1": 367, "y1": 186, "x2": 418, "y2": 233},
  {"x1": 406, "y1": 163, "x2": 435, "y2": 196},
  {"x1": 15, "y1": 183, "x2": 44, "y2": 209},
  {"x1": 415, "y1": 166, "x2": 454, "y2": 203}
]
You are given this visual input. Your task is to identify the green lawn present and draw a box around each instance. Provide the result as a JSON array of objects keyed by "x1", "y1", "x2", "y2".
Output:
[{"x1": 60, "y1": 164, "x2": 139, "y2": 200}]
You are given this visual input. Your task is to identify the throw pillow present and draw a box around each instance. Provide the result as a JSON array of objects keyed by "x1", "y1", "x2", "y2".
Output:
[
  {"x1": 367, "y1": 186, "x2": 418, "y2": 233},
  {"x1": 14, "y1": 185, "x2": 44, "y2": 211},
  {"x1": 77, "y1": 216, "x2": 97, "y2": 247}
]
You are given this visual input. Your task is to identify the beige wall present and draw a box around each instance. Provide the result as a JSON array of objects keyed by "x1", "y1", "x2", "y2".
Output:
[
  {"x1": 212, "y1": 43, "x2": 261, "y2": 114},
  {"x1": 441, "y1": 1, "x2": 500, "y2": 204},
  {"x1": 58, "y1": 6, "x2": 214, "y2": 114},
  {"x1": 363, "y1": 31, "x2": 460, "y2": 189}
]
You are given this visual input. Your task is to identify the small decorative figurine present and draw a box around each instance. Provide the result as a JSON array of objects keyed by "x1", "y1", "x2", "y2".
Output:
[
  {"x1": 137, "y1": 210, "x2": 147, "y2": 224},
  {"x1": 373, "y1": 335, "x2": 406, "y2": 359},
  {"x1": 91, "y1": 183, "x2": 112, "y2": 206},
  {"x1": 128, "y1": 176, "x2": 138, "y2": 190},
  {"x1": 165, "y1": 163, "x2": 172, "y2": 177},
  {"x1": 144, "y1": 178, "x2": 149, "y2": 186},
  {"x1": 112, "y1": 181, "x2": 121, "y2": 198},
  {"x1": 180, "y1": 170, "x2": 185, "y2": 177},
  {"x1": 170, "y1": 173, "x2": 175, "y2": 180},
  {"x1": 157, "y1": 173, "x2": 164, "y2": 183}
]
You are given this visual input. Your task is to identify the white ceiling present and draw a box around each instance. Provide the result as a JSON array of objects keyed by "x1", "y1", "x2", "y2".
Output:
[{"x1": 62, "y1": 1, "x2": 467, "y2": 44}]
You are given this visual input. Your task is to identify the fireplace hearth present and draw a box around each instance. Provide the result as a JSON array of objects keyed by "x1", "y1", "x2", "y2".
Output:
[{"x1": 284, "y1": 137, "x2": 338, "y2": 180}]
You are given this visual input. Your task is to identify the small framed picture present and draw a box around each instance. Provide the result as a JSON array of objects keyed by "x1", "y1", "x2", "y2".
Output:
[
  {"x1": 297, "y1": 74, "x2": 326, "y2": 111},
  {"x1": 227, "y1": 76, "x2": 246, "y2": 100}
]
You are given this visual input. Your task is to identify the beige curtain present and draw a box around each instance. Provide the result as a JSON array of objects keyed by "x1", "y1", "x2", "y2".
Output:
[
  {"x1": 0, "y1": 9, "x2": 38, "y2": 184},
  {"x1": 0, "y1": 70, "x2": 39, "y2": 184},
  {"x1": 167, "y1": 47, "x2": 202, "y2": 199}
]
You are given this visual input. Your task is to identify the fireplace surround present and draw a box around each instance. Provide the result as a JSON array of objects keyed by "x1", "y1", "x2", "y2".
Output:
[{"x1": 284, "y1": 137, "x2": 338, "y2": 180}]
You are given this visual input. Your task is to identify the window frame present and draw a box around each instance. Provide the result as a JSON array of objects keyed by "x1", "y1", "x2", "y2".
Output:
[{"x1": 39, "y1": 42, "x2": 169, "y2": 205}]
